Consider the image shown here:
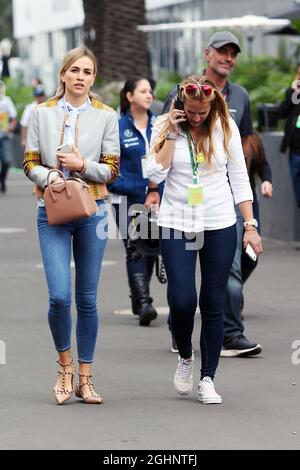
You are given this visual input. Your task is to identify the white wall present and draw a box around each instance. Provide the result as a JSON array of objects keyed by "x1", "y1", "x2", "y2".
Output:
[
  {"x1": 146, "y1": 0, "x2": 190, "y2": 10},
  {"x1": 13, "y1": 0, "x2": 84, "y2": 38},
  {"x1": 12, "y1": 0, "x2": 84, "y2": 92}
]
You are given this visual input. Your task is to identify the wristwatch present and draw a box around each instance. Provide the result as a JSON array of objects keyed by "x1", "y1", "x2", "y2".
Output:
[
  {"x1": 244, "y1": 219, "x2": 258, "y2": 229},
  {"x1": 147, "y1": 187, "x2": 159, "y2": 193},
  {"x1": 166, "y1": 131, "x2": 178, "y2": 141}
]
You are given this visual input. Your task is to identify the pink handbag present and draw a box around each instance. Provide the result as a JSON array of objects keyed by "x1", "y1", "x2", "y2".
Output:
[{"x1": 44, "y1": 169, "x2": 98, "y2": 225}]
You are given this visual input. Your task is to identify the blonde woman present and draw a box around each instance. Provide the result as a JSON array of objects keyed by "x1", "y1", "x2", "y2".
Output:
[
  {"x1": 23, "y1": 47, "x2": 120, "y2": 404},
  {"x1": 147, "y1": 75, "x2": 262, "y2": 404}
]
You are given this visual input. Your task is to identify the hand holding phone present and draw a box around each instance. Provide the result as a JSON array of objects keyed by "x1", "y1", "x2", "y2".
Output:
[
  {"x1": 174, "y1": 96, "x2": 184, "y2": 111},
  {"x1": 169, "y1": 86, "x2": 186, "y2": 133},
  {"x1": 57, "y1": 143, "x2": 73, "y2": 153},
  {"x1": 245, "y1": 243, "x2": 257, "y2": 262}
]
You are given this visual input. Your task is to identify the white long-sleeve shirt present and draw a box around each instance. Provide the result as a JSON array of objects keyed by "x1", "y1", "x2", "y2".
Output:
[{"x1": 147, "y1": 116, "x2": 253, "y2": 233}]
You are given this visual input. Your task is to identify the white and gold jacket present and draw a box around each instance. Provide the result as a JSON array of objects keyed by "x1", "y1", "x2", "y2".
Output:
[{"x1": 23, "y1": 96, "x2": 120, "y2": 200}]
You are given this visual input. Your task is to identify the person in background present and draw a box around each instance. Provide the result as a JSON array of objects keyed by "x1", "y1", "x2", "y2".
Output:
[
  {"x1": 0, "y1": 80, "x2": 17, "y2": 193},
  {"x1": 222, "y1": 130, "x2": 272, "y2": 354},
  {"x1": 147, "y1": 75, "x2": 262, "y2": 404},
  {"x1": 20, "y1": 84, "x2": 46, "y2": 147},
  {"x1": 23, "y1": 47, "x2": 120, "y2": 405},
  {"x1": 108, "y1": 77, "x2": 159, "y2": 326},
  {"x1": 278, "y1": 63, "x2": 300, "y2": 207}
]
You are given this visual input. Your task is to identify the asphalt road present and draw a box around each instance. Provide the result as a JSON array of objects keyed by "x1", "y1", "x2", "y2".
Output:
[{"x1": 0, "y1": 172, "x2": 299, "y2": 450}]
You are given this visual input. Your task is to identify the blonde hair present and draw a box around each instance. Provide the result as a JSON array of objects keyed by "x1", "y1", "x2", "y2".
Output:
[
  {"x1": 153, "y1": 75, "x2": 232, "y2": 168},
  {"x1": 53, "y1": 47, "x2": 99, "y2": 100}
]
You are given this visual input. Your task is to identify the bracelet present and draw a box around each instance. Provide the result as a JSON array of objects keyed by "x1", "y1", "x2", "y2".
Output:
[
  {"x1": 166, "y1": 131, "x2": 178, "y2": 141},
  {"x1": 244, "y1": 225, "x2": 257, "y2": 232},
  {"x1": 78, "y1": 158, "x2": 87, "y2": 175},
  {"x1": 147, "y1": 187, "x2": 159, "y2": 193}
]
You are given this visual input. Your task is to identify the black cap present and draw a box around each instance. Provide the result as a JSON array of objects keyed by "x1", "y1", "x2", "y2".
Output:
[
  {"x1": 33, "y1": 85, "x2": 45, "y2": 96},
  {"x1": 207, "y1": 31, "x2": 241, "y2": 53}
]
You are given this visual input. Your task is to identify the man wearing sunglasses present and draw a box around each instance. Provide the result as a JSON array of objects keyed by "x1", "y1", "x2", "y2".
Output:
[{"x1": 146, "y1": 31, "x2": 262, "y2": 358}]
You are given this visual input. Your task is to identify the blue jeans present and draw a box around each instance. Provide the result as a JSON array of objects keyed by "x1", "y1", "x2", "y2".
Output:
[
  {"x1": 289, "y1": 153, "x2": 300, "y2": 207},
  {"x1": 0, "y1": 137, "x2": 11, "y2": 165},
  {"x1": 224, "y1": 202, "x2": 260, "y2": 339},
  {"x1": 37, "y1": 200, "x2": 108, "y2": 363},
  {"x1": 224, "y1": 207, "x2": 244, "y2": 338},
  {"x1": 161, "y1": 225, "x2": 236, "y2": 379}
]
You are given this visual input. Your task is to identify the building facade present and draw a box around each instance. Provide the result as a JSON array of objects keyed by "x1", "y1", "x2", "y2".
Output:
[
  {"x1": 13, "y1": 0, "x2": 298, "y2": 88},
  {"x1": 145, "y1": 0, "x2": 298, "y2": 77},
  {"x1": 13, "y1": 0, "x2": 84, "y2": 93}
]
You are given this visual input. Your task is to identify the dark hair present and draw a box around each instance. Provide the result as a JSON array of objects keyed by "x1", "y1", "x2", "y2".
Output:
[
  {"x1": 247, "y1": 130, "x2": 266, "y2": 164},
  {"x1": 120, "y1": 77, "x2": 153, "y2": 115}
]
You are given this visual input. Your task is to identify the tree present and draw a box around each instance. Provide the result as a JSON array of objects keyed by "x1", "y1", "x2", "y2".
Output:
[
  {"x1": 83, "y1": 0, "x2": 150, "y2": 81},
  {"x1": 0, "y1": 0, "x2": 13, "y2": 42}
]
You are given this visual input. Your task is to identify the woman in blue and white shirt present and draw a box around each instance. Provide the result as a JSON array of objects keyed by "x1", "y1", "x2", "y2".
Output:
[
  {"x1": 108, "y1": 78, "x2": 159, "y2": 327},
  {"x1": 147, "y1": 75, "x2": 262, "y2": 404}
]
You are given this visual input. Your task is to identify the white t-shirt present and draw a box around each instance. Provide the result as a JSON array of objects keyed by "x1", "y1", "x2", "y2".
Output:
[
  {"x1": 147, "y1": 116, "x2": 253, "y2": 233},
  {"x1": 138, "y1": 127, "x2": 150, "y2": 155},
  {"x1": 20, "y1": 101, "x2": 38, "y2": 128},
  {"x1": 0, "y1": 95, "x2": 17, "y2": 138}
]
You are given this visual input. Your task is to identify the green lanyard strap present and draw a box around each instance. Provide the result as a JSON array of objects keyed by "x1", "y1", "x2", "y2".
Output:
[{"x1": 186, "y1": 128, "x2": 198, "y2": 184}]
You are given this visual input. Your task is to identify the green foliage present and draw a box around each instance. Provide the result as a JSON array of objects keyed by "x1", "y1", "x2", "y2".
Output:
[
  {"x1": 0, "y1": 0, "x2": 12, "y2": 42},
  {"x1": 155, "y1": 70, "x2": 182, "y2": 102},
  {"x1": 3, "y1": 77, "x2": 34, "y2": 120},
  {"x1": 231, "y1": 56, "x2": 294, "y2": 124}
]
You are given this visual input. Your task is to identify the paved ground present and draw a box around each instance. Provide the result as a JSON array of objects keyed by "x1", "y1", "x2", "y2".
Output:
[{"x1": 0, "y1": 172, "x2": 299, "y2": 450}]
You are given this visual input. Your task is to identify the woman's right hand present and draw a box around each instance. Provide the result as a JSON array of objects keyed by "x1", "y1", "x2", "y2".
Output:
[
  {"x1": 261, "y1": 181, "x2": 273, "y2": 198},
  {"x1": 168, "y1": 107, "x2": 186, "y2": 134},
  {"x1": 291, "y1": 78, "x2": 300, "y2": 91},
  {"x1": 48, "y1": 172, "x2": 64, "y2": 185}
]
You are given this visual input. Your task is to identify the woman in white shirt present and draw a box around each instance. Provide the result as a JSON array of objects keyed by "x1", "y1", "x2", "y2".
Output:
[{"x1": 147, "y1": 75, "x2": 262, "y2": 404}]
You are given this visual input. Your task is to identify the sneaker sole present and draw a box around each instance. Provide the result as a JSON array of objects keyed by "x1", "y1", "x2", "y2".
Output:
[
  {"x1": 171, "y1": 347, "x2": 179, "y2": 353},
  {"x1": 220, "y1": 345, "x2": 262, "y2": 357},
  {"x1": 199, "y1": 395, "x2": 222, "y2": 404},
  {"x1": 174, "y1": 384, "x2": 193, "y2": 395}
]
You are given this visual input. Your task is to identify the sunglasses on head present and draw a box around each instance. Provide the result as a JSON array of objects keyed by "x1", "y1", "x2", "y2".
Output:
[{"x1": 183, "y1": 83, "x2": 213, "y2": 97}]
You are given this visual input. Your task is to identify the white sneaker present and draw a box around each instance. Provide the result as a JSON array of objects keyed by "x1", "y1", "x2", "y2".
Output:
[
  {"x1": 173, "y1": 354, "x2": 194, "y2": 395},
  {"x1": 198, "y1": 376, "x2": 222, "y2": 404}
]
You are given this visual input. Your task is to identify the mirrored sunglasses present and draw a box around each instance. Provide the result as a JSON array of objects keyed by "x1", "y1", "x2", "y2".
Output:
[{"x1": 183, "y1": 83, "x2": 213, "y2": 97}]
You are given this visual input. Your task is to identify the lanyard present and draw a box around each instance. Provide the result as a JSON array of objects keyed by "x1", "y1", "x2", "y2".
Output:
[{"x1": 186, "y1": 128, "x2": 205, "y2": 184}]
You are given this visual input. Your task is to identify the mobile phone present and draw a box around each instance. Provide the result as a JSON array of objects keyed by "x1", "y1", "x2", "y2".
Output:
[
  {"x1": 174, "y1": 85, "x2": 184, "y2": 110},
  {"x1": 57, "y1": 143, "x2": 73, "y2": 153},
  {"x1": 245, "y1": 244, "x2": 257, "y2": 262}
]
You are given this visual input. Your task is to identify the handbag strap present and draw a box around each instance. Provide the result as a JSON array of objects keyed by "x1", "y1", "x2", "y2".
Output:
[
  {"x1": 57, "y1": 114, "x2": 80, "y2": 169},
  {"x1": 47, "y1": 169, "x2": 72, "y2": 203}
]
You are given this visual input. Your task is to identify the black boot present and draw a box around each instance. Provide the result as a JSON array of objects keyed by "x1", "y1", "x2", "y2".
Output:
[{"x1": 128, "y1": 273, "x2": 158, "y2": 326}]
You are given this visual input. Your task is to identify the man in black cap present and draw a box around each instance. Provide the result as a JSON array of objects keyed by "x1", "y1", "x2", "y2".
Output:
[{"x1": 147, "y1": 31, "x2": 262, "y2": 357}]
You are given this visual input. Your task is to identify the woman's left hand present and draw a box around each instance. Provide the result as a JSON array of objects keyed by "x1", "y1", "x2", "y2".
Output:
[
  {"x1": 56, "y1": 144, "x2": 84, "y2": 172},
  {"x1": 261, "y1": 181, "x2": 273, "y2": 198},
  {"x1": 243, "y1": 229, "x2": 263, "y2": 256}
]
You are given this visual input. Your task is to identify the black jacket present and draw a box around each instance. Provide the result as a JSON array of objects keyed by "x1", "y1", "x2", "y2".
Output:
[{"x1": 278, "y1": 87, "x2": 300, "y2": 153}]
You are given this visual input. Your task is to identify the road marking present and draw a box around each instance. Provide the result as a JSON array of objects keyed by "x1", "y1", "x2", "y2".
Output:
[
  {"x1": 35, "y1": 260, "x2": 117, "y2": 269},
  {"x1": 114, "y1": 306, "x2": 170, "y2": 316},
  {"x1": 113, "y1": 306, "x2": 200, "y2": 316},
  {"x1": 0, "y1": 228, "x2": 27, "y2": 234}
]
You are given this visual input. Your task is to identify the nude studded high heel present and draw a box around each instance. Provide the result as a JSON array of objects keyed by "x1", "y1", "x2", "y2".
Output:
[
  {"x1": 75, "y1": 374, "x2": 103, "y2": 404},
  {"x1": 53, "y1": 358, "x2": 75, "y2": 405}
]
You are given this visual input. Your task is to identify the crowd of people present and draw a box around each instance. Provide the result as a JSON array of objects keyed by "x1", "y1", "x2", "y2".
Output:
[{"x1": 15, "y1": 29, "x2": 297, "y2": 406}]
